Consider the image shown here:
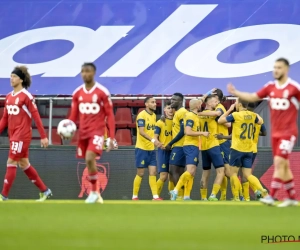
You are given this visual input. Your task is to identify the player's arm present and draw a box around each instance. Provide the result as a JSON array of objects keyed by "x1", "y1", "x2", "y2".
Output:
[
  {"x1": 259, "y1": 124, "x2": 267, "y2": 136},
  {"x1": 198, "y1": 110, "x2": 222, "y2": 117},
  {"x1": 185, "y1": 119, "x2": 209, "y2": 137},
  {"x1": 68, "y1": 93, "x2": 79, "y2": 125},
  {"x1": 154, "y1": 122, "x2": 162, "y2": 143},
  {"x1": 227, "y1": 83, "x2": 262, "y2": 102},
  {"x1": 26, "y1": 96, "x2": 48, "y2": 147},
  {"x1": 198, "y1": 88, "x2": 216, "y2": 103},
  {"x1": 215, "y1": 134, "x2": 232, "y2": 140},
  {"x1": 167, "y1": 119, "x2": 184, "y2": 147},
  {"x1": 0, "y1": 104, "x2": 8, "y2": 134},
  {"x1": 218, "y1": 104, "x2": 235, "y2": 124},
  {"x1": 137, "y1": 119, "x2": 161, "y2": 148}
]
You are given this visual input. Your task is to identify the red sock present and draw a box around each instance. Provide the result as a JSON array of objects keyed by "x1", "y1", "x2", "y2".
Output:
[
  {"x1": 88, "y1": 172, "x2": 98, "y2": 192},
  {"x1": 1, "y1": 165, "x2": 17, "y2": 197},
  {"x1": 270, "y1": 178, "x2": 282, "y2": 198},
  {"x1": 284, "y1": 179, "x2": 296, "y2": 200},
  {"x1": 23, "y1": 165, "x2": 47, "y2": 192}
]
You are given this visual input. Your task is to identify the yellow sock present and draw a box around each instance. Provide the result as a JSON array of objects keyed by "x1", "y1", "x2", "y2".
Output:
[
  {"x1": 149, "y1": 176, "x2": 158, "y2": 196},
  {"x1": 239, "y1": 181, "x2": 243, "y2": 197},
  {"x1": 175, "y1": 172, "x2": 190, "y2": 191},
  {"x1": 178, "y1": 188, "x2": 184, "y2": 199},
  {"x1": 230, "y1": 176, "x2": 241, "y2": 199},
  {"x1": 200, "y1": 189, "x2": 207, "y2": 200},
  {"x1": 242, "y1": 182, "x2": 250, "y2": 200},
  {"x1": 184, "y1": 176, "x2": 194, "y2": 197},
  {"x1": 211, "y1": 184, "x2": 221, "y2": 196},
  {"x1": 247, "y1": 175, "x2": 263, "y2": 192},
  {"x1": 168, "y1": 181, "x2": 175, "y2": 192},
  {"x1": 220, "y1": 177, "x2": 227, "y2": 200},
  {"x1": 156, "y1": 179, "x2": 164, "y2": 196},
  {"x1": 133, "y1": 175, "x2": 142, "y2": 197},
  {"x1": 249, "y1": 181, "x2": 256, "y2": 192}
]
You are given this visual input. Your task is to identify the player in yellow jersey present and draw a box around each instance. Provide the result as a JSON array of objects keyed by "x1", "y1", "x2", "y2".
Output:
[
  {"x1": 218, "y1": 99, "x2": 266, "y2": 201},
  {"x1": 155, "y1": 100, "x2": 174, "y2": 195},
  {"x1": 170, "y1": 99, "x2": 209, "y2": 201},
  {"x1": 198, "y1": 89, "x2": 231, "y2": 200},
  {"x1": 132, "y1": 97, "x2": 163, "y2": 201},
  {"x1": 198, "y1": 95, "x2": 225, "y2": 201}
]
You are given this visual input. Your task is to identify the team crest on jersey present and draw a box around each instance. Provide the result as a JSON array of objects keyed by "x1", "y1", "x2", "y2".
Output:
[
  {"x1": 15, "y1": 97, "x2": 19, "y2": 105},
  {"x1": 77, "y1": 162, "x2": 110, "y2": 198},
  {"x1": 92, "y1": 94, "x2": 98, "y2": 103},
  {"x1": 79, "y1": 96, "x2": 83, "y2": 101},
  {"x1": 283, "y1": 89, "x2": 289, "y2": 98}
]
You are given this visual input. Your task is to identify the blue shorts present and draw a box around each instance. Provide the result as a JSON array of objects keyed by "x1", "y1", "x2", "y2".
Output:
[
  {"x1": 183, "y1": 145, "x2": 199, "y2": 166},
  {"x1": 220, "y1": 140, "x2": 231, "y2": 164},
  {"x1": 252, "y1": 153, "x2": 257, "y2": 165},
  {"x1": 229, "y1": 149, "x2": 253, "y2": 168},
  {"x1": 157, "y1": 148, "x2": 171, "y2": 173},
  {"x1": 169, "y1": 147, "x2": 185, "y2": 167},
  {"x1": 135, "y1": 148, "x2": 157, "y2": 168},
  {"x1": 201, "y1": 146, "x2": 224, "y2": 170}
]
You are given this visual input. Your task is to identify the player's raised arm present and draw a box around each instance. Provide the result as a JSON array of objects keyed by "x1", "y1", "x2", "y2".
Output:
[
  {"x1": 0, "y1": 102, "x2": 8, "y2": 134},
  {"x1": 227, "y1": 83, "x2": 261, "y2": 102},
  {"x1": 218, "y1": 103, "x2": 235, "y2": 124}
]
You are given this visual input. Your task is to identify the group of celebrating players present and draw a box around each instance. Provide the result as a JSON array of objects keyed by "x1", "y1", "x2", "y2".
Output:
[
  {"x1": 0, "y1": 58, "x2": 299, "y2": 207},
  {"x1": 133, "y1": 58, "x2": 300, "y2": 207}
]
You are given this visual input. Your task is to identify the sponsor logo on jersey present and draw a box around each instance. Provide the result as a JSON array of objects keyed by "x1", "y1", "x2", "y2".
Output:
[
  {"x1": 79, "y1": 103, "x2": 100, "y2": 114},
  {"x1": 6, "y1": 105, "x2": 20, "y2": 115}
]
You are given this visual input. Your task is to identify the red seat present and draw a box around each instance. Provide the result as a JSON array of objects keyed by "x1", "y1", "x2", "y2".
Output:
[
  {"x1": 129, "y1": 100, "x2": 144, "y2": 107},
  {"x1": 0, "y1": 107, "x2": 4, "y2": 118},
  {"x1": 51, "y1": 129, "x2": 62, "y2": 145},
  {"x1": 112, "y1": 100, "x2": 128, "y2": 107},
  {"x1": 137, "y1": 108, "x2": 144, "y2": 114},
  {"x1": 115, "y1": 129, "x2": 132, "y2": 146},
  {"x1": 115, "y1": 108, "x2": 133, "y2": 128}
]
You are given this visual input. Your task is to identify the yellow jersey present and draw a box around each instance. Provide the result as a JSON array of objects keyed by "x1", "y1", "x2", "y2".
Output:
[
  {"x1": 183, "y1": 111, "x2": 200, "y2": 147},
  {"x1": 216, "y1": 103, "x2": 229, "y2": 144},
  {"x1": 226, "y1": 110, "x2": 259, "y2": 153},
  {"x1": 198, "y1": 110, "x2": 219, "y2": 150},
  {"x1": 136, "y1": 110, "x2": 156, "y2": 150},
  {"x1": 155, "y1": 118, "x2": 173, "y2": 146},
  {"x1": 172, "y1": 107, "x2": 188, "y2": 147},
  {"x1": 252, "y1": 118, "x2": 266, "y2": 153}
]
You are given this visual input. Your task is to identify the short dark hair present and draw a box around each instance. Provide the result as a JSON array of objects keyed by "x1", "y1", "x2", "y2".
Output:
[
  {"x1": 173, "y1": 93, "x2": 184, "y2": 101},
  {"x1": 82, "y1": 62, "x2": 97, "y2": 71},
  {"x1": 247, "y1": 102, "x2": 256, "y2": 111},
  {"x1": 144, "y1": 96, "x2": 153, "y2": 104},
  {"x1": 165, "y1": 100, "x2": 171, "y2": 106},
  {"x1": 238, "y1": 98, "x2": 248, "y2": 108},
  {"x1": 204, "y1": 94, "x2": 216, "y2": 103},
  {"x1": 215, "y1": 89, "x2": 226, "y2": 102},
  {"x1": 276, "y1": 58, "x2": 290, "y2": 67}
]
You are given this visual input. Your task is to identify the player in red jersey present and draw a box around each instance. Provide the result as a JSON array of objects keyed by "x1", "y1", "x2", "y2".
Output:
[
  {"x1": 68, "y1": 63, "x2": 115, "y2": 204},
  {"x1": 227, "y1": 58, "x2": 300, "y2": 207},
  {"x1": 0, "y1": 66, "x2": 51, "y2": 201}
]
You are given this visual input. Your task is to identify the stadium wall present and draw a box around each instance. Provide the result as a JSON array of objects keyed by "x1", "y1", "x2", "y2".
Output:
[{"x1": 1, "y1": 147, "x2": 300, "y2": 201}]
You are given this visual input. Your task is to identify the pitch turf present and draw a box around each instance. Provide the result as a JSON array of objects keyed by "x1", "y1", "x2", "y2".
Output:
[{"x1": 0, "y1": 201, "x2": 300, "y2": 250}]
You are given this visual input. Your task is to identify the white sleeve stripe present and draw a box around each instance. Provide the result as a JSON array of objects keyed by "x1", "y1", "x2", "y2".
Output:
[
  {"x1": 22, "y1": 89, "x2": 33, "y2": 100},
  {"x1": 96, "y1": 82, "x2": 110, "y2": 96},
  {"x1": 22, "y1": 104, "x2": 32, "y2": 118}
]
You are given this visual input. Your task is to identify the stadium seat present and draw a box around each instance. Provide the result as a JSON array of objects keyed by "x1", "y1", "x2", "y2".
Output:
[
  {"x1": 115, "y1": 129, "x2": 132, "y2": 146},
  {"x1": 129, "y1": 100, "x2": 144, "y2": 107},
  {"x1": 113, "y1": 100, "x2": 128, "y2": 107},
  {"x1": 51, "y1": 129, "x2": 62, "y2": 145},
  {"x1": 0, "y1": 107, "x2": 4, "y2": 118},
  {"x1": 137, "y1": 108, "x2": 144, "y2": 114},
  {"x1": 115, "y1": 108, "x2": 133, "y2": 128}
]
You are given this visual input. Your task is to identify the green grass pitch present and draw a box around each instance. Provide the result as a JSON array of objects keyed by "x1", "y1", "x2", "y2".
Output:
[{"x1": 0, "y1": 200, "x2": 300, "y2": 250}]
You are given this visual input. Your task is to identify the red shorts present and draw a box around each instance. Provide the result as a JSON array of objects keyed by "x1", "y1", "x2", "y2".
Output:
[
  {"x1": 272, "y1": 135, "x2": 296, "y2": 159},
  {"x1": 76, "y1": 135, "x2": 104, "y2": 159},
  {"x1": 9, "y1": 140, "x2": 31, "y2": 161}
]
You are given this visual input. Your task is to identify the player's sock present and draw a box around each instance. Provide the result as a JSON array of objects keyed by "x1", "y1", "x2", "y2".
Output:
[
  {"x1": 149, "y1": 176, "x2": 158, "y2": 198},
  {"x1": 269, "y1": 177, "x2": 282, "y2": 198},
  {"x1": 239, "y1": 184, "x2": 243, "y2": 197},
  {"x1": 220, "y1": 176, "x2": 227, "y2": 200},
  {"x1": 174, "y1": 171, "x2": 190, "y2": 192},
  {"x1": 23, "y1": 165, "x2": 47, "y2": 192},
  {"x1": 178, "y1": 187, "x2": 184, "y2": 198},
  {"x1": 156, "y1": 179, "x2": 164, "y2": 196},
  {"x1": 1, "y1": 164, "x2": 17, "y2": 197},
  {"x1": 88, "y1": 171, "x2": 98, "y2": 192},
  {"x1": 283, "y1": 179, "x2": 296, "y2": 200},
  {"x1": 184, "y1": 176, "x2": 194, "y2": 198},
  {"x1": 242, "y1": 182, "x2": 250, "y2": 200},
  {"x1": 247, "y1": 175, "x2": 263, "y2": 192},
  {"x1": 230, "y1": 176, "x2": 240, "y2": 199},
  {"x1": 168, "y1": 181, "x2": 174, "y2": 192},
  {"x1": 200, "y1": 188, "x2": 207, "y2": 200},
  {"x1": 133, "y1": 175, "x2": 142, "y2": 197},
  {"x1": 249, "y1": 181, "x2": 256, "y2": 192},
  {"x1": 211, "y1": 184, "x2": 221, "y2": 196}
]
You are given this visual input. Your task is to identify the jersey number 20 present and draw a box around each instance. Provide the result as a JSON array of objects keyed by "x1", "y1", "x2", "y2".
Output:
[{"x1": 240, "y1": 123, "x2": 254, "y2": 139}]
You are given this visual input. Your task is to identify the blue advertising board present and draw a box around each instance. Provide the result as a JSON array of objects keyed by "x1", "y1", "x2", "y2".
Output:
[{"x1": 0, "y1": 0, "x2": 300, "y2": 95}]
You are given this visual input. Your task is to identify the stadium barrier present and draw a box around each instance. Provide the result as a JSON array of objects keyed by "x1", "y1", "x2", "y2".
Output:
[{"x1": 0, "y1": 146, "x2": 299, "y2": 200}]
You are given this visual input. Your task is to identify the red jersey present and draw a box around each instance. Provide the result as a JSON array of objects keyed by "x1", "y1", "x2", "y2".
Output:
[
  {"x1": 256, "y1": 78, "x2": 300, "y2": 138},
  {"x1": 0, "y1": 88, "x2": 47, "y2": 141},
  {"x1": 69, "y1": 82, "x2": 115, "y2": 140}
]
